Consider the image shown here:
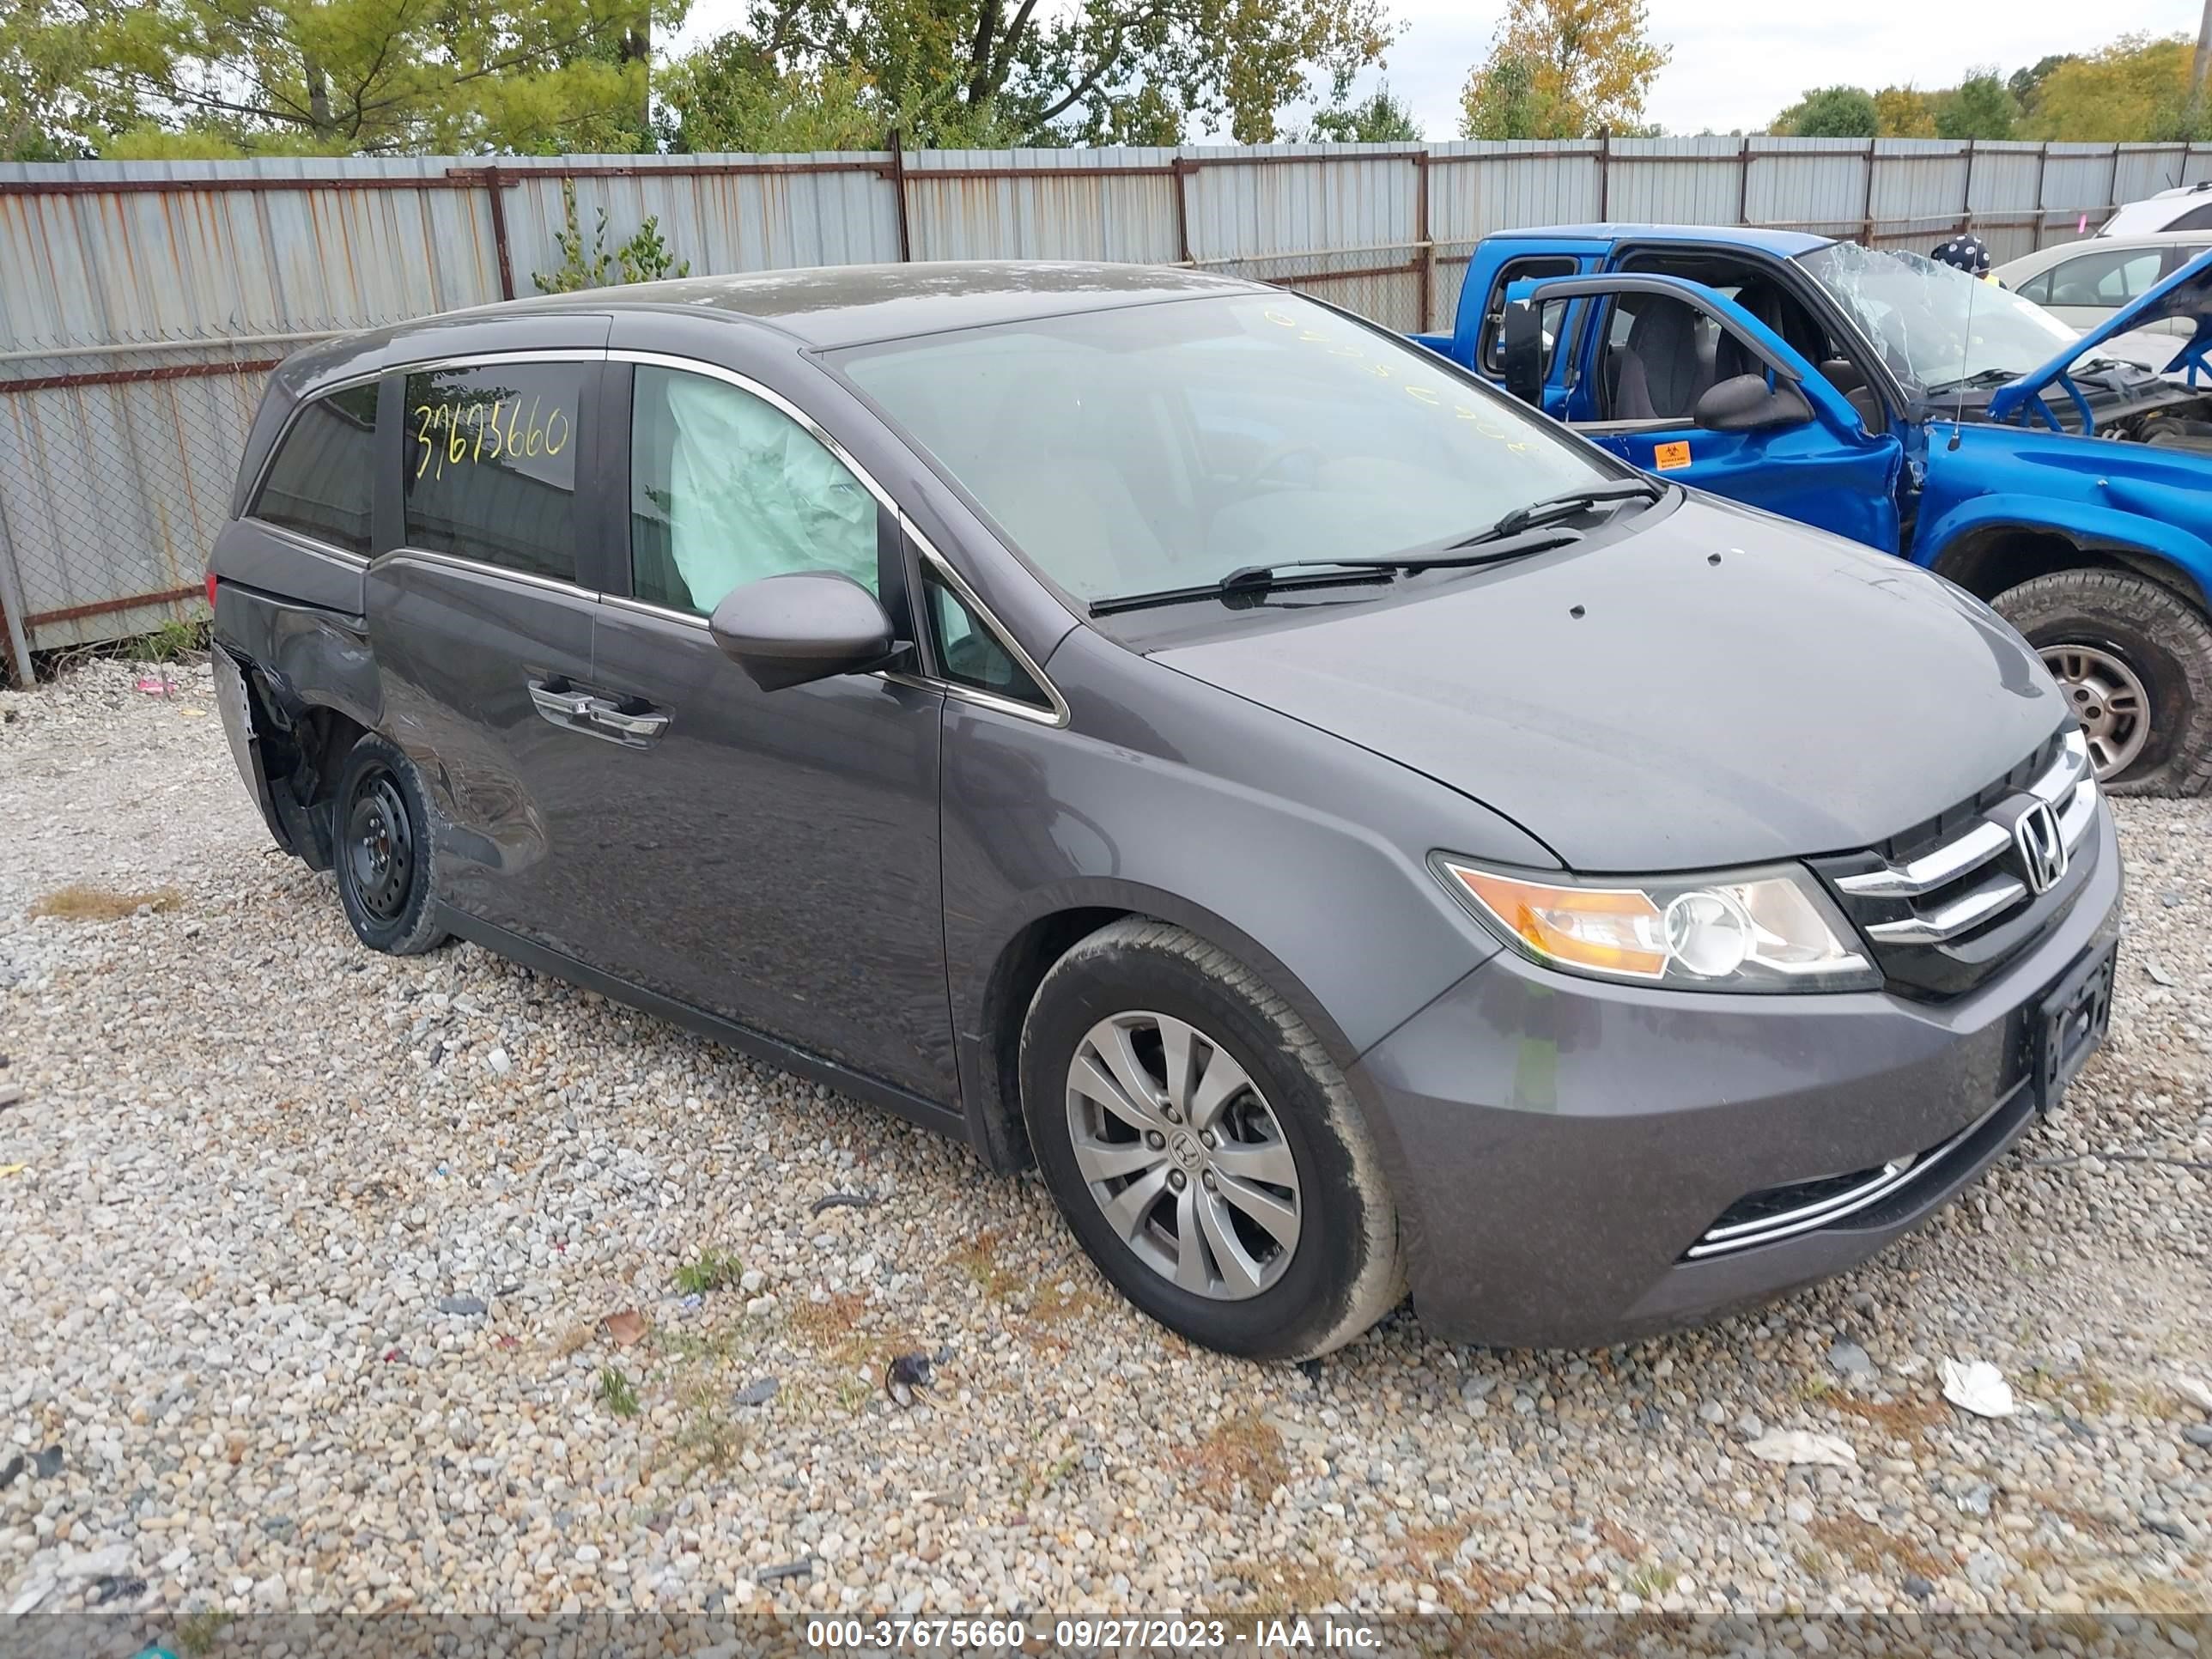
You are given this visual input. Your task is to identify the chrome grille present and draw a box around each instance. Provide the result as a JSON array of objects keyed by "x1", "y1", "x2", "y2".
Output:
[{"x1": 1813, "y1": 730, "x2": 2100, "y2": 998}]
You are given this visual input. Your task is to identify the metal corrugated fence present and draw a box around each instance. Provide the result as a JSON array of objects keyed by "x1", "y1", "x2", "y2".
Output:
[{"x1": 3, "y1": 136, "x2": 2209, "y2": 681}]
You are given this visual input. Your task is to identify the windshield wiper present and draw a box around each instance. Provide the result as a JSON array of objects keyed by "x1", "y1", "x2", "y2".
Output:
[
  {"x1": 1478, "y1": 477, "x2": 1666, "y2": 544},
  {"x1": 1087, "y1": 526, "x2": 1586, "y2": 617},
  {"x1": 1922, "y1": 367, "x2": 2017, "y2": 394}
]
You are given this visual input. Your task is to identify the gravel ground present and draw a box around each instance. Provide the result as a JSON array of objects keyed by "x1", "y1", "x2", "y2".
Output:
[{"x1": 1, "y1": 659, "x2": 2208, "y2": 1624}]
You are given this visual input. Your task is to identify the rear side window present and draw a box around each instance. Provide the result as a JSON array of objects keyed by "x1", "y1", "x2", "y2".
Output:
[
  {"x1": 2168, "y1": 204, "x2": 2212, "y2": 231},
  {"x1": 403, "y1": 362, "x2": 589, "y2": 583},
  {"x1": 251, "y1": 382, "x2": 379, "y2": 553},
  {"x1": 629, "y1": 365, "x2": 877, "y2": 616},
  {"x1": 1479, "y1": 256, "x2": 1577, "y2": 372}
]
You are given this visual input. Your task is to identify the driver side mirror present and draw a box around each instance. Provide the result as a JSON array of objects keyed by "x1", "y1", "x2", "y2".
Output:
[
  {"x1": 1500, "y1": 299, "x2": 1545, "y2": 407},
  {"x1": 708, "y1": 570, "x2": 904, "y2": 692},
  {"x1": 1695, "y1": 373, "x2": 1813, "y2": 433}
]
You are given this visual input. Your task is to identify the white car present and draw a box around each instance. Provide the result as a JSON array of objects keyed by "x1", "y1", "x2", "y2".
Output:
[
  {"x1": 1996, "y1": 233, "x2": 2212, "y2": 374},
  {"x1": 2096, "y1": 181, "x2": 2212, "y2": 238}
]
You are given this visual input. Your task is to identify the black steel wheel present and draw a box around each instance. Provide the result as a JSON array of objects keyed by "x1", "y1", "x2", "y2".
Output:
[{"x1": 331, "y1": 733, "x2": 447, "y2": 955}]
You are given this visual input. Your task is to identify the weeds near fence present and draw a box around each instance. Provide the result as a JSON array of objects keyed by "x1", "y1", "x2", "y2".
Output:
[{"x1": 533, "y1": 179, "x2": 690, "y2": 294}]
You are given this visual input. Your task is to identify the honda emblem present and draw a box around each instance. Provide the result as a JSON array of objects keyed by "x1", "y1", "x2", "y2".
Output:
[{"x1": 2014, "y1": 800, "x2": 2067, "y2": 896}]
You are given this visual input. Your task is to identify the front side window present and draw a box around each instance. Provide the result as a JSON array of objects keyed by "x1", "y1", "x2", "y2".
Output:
[
  {"x1": 252, "y1": 382, "x2": 379, "y2": 553},
  {"x1": 403, "y1": 362, "x2": 588, "y2": 583},
  {"x1": 836, "y1": 292, "x2": 1609, "y2": 604},
  {"x1": 629, "y1": 366, "x2": 877, "y2": 616}
]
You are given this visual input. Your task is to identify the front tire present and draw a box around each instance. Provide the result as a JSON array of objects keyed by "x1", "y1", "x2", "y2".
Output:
[
  {"x1": 331, "y1": 733, "x2": 448, "y2": 955},
  {"x1": 1993, "y1": 567, "x2": 2212, "y2": 797},
  {"x1": 1019, "y1": 919, "x2": 1404, "y2": 1361}
]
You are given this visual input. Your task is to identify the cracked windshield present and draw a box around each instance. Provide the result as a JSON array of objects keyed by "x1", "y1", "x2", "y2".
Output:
[{"x1": 1798, "y1": 241, "x2": 2081, "y2": 398}]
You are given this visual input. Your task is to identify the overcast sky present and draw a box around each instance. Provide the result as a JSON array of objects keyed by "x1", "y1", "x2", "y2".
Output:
[{"x1": 667, "y1": 0, "x2": 2203, "y2": 139}]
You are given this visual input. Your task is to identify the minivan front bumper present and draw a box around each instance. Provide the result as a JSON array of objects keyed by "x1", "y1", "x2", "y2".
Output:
[{"x1": 1352, "y1": 805, "x2": 2122, "y2": 1349}]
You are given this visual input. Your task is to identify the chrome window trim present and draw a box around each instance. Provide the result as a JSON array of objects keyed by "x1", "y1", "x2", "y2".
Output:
[
  {"x1": 255, "y1": 522, "x2": 371, "y2": 570},
  {"x1": 373, "y1": 547, "x2": 601, "y2": 604},
  {"x1": 608, "y1": 350, "x2": 1070, "y2": 728}
]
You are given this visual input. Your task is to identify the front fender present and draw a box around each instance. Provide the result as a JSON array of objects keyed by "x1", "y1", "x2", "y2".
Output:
[{"x1": 1917, "y1": 492, "x2": 2212, "y2": 606}]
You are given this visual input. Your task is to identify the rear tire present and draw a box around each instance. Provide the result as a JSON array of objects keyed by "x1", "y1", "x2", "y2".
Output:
[
  {"x1": 1019, "y1": 919, "x2": 1405, "y2": 1361},
  {"x1": 1993, "y1": 567, "x2": 2212, "y2": 797},
  {"x1": 331, "y1": 733, "x2": 448, "y2": 955}
]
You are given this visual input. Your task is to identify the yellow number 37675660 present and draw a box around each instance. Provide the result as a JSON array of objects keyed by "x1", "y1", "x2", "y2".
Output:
[{"x1": 411, "y1": 396, "x2": 570, "y2": 482}]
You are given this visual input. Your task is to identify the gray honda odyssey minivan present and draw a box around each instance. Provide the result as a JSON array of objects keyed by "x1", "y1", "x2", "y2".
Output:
[{"x1": 210, "y1": 262, "x2": 2120, "y2": 1359}]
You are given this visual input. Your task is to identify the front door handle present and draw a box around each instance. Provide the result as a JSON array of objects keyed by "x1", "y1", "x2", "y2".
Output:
[
  {"x1": 583, "y1": 700, "x2": 669, "y2": 743},
  {"x1": 528, "y1": 678, "x2": 596, "y2": 726}
]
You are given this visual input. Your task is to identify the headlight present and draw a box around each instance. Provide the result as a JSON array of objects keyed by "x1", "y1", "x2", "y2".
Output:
[{"x1": 1434, "y1": 856, "x2": 1880, "y2": 993}]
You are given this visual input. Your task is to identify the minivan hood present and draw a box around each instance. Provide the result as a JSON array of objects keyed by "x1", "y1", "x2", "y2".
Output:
[
  {"x1": 1990, "y1": 246, "x2": 2212, "y2": 422},
  {"x1": 1152, "y1": 495, "x2": 2066, "y2": 872}
]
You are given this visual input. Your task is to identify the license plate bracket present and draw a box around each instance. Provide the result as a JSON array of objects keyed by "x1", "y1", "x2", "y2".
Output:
[{"x1": 2036, "y1": 939, "x2": 2116, "y2": 1111}]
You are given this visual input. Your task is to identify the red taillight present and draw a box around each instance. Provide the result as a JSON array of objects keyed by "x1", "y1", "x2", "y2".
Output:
[{"x1": 205, "y1": 571, "x2": 218, "y2": 611}]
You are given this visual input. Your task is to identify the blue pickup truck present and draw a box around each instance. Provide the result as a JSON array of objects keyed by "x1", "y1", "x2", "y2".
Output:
[{"x1": 1414, "y1": 225, "x2": 2212, "y2": 795}]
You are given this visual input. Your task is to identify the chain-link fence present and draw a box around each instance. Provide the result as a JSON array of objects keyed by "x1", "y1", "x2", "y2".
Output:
[
  {"x1": 0, "y1": 340, "x2": 318, "y2": 683},
  {"x1": 1188, "y1": 242, "x2": 1433, "y2": 336}
]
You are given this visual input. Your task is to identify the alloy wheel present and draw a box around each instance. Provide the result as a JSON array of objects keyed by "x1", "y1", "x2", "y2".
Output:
[
  {"x1": 344, "y1": 769, "x2": 416, "y2": 924},
  {"x1": 2039, "y1": 642, "x2": 2149, "y2": 780},
  {"x1": 1063, "y1": 1011, "x2": 1302, "y2": 1300}
]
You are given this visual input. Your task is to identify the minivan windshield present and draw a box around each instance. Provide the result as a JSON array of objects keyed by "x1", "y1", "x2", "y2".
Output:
[
  {"x1": 1796, "y1": 241, "x2": 2081, "y2": 397},
  {"x1": 836, "y1": 292, "x2": 1614, "y2": 604}
]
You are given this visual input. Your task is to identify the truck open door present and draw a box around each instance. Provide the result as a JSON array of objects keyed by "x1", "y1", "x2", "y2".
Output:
[{"x1": 1504, "y1": 272, "x2": 1905, "y2": 553}]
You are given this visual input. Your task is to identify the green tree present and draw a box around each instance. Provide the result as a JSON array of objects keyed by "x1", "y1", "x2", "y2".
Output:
[
  {"x1": 1302, "y1": 81, "x2": 1421, "y2": 142},
  {"x1": 2026, "y1": 33, "x2": 2194, "y2": 141},
  {"x1": 663, "y1": 0, "x2": 1399, "y2": 149},
  {"x1": 1456, "y1": 0, "x2": 1669, "y2": 139},
  {"x1": 1873, "y1": 85, "x2": 1936, "y2": 137},
  {"x1": 2008, "y1": 52, "x2": 2073, "y2": 110},
  {"x1": 1777, "y1": 85, "x2": 1877, "y2": 138},
  {"x1": 655, "y1": 50, "x2": 890, "y2": 151},
  {"x1": 21, "y1": 0, "x2": 688, "y2": 157},
  {"x1": 1458, "y1": 52, "x2": 1547, "y2": 138},
  {"x1": 1935, "y1": 69, "x2": 2015, "y2": 139}
]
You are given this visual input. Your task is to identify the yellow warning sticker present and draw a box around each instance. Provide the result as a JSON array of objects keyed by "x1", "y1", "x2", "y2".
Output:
[{"x1": 1652, "y1": 441, "x2": 1692, "y2": 471}]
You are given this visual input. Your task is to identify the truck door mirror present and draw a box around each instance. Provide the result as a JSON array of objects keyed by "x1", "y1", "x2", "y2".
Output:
[
  {"x1": 1501, "y1": 299, "x2": 1546, "y2": 406},
  {"x1": 1694, "y1": 373, "x2": 1813, "y2": 433}
]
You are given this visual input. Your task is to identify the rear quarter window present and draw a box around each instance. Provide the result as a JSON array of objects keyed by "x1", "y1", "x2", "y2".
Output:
[
  {"x1": 403, "y1": 362, "x2": 589, "y2": 583},
  {"x1": 250, "y1": 382, "x2": 380, "y2": 553}
]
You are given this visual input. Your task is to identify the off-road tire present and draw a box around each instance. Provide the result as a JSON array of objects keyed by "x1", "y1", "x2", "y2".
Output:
[
  {"x1": 1994, "y1": 567, "x2": 2212, "y2": 798},
  {"x1": 1020, "y1": 918, "x2": 1406, "y2": 1361},
  {"x1": 331, "y1": 733, "x2": 448, "y2": 955}
]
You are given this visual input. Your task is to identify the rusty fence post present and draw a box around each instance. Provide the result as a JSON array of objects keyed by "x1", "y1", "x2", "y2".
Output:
[
  {"x1": 1172, "y1": 157, "x2": 1194, "y2": 264},
  {"x1": 482, "y1": 166, "x2": 515, "y2": 301},
  {"x1": 889, "y1": 128, "x2": 913, "y2": 262},
  {"x1": 1413, "y1": 149, "x2": 1432, "y2": 330},
  {"x1": 1861, "y1": 139, "x2": 1877, "y2": 244},
  {"x1": 0, "y1": 491, "x2": 33, "y2": 687}
]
